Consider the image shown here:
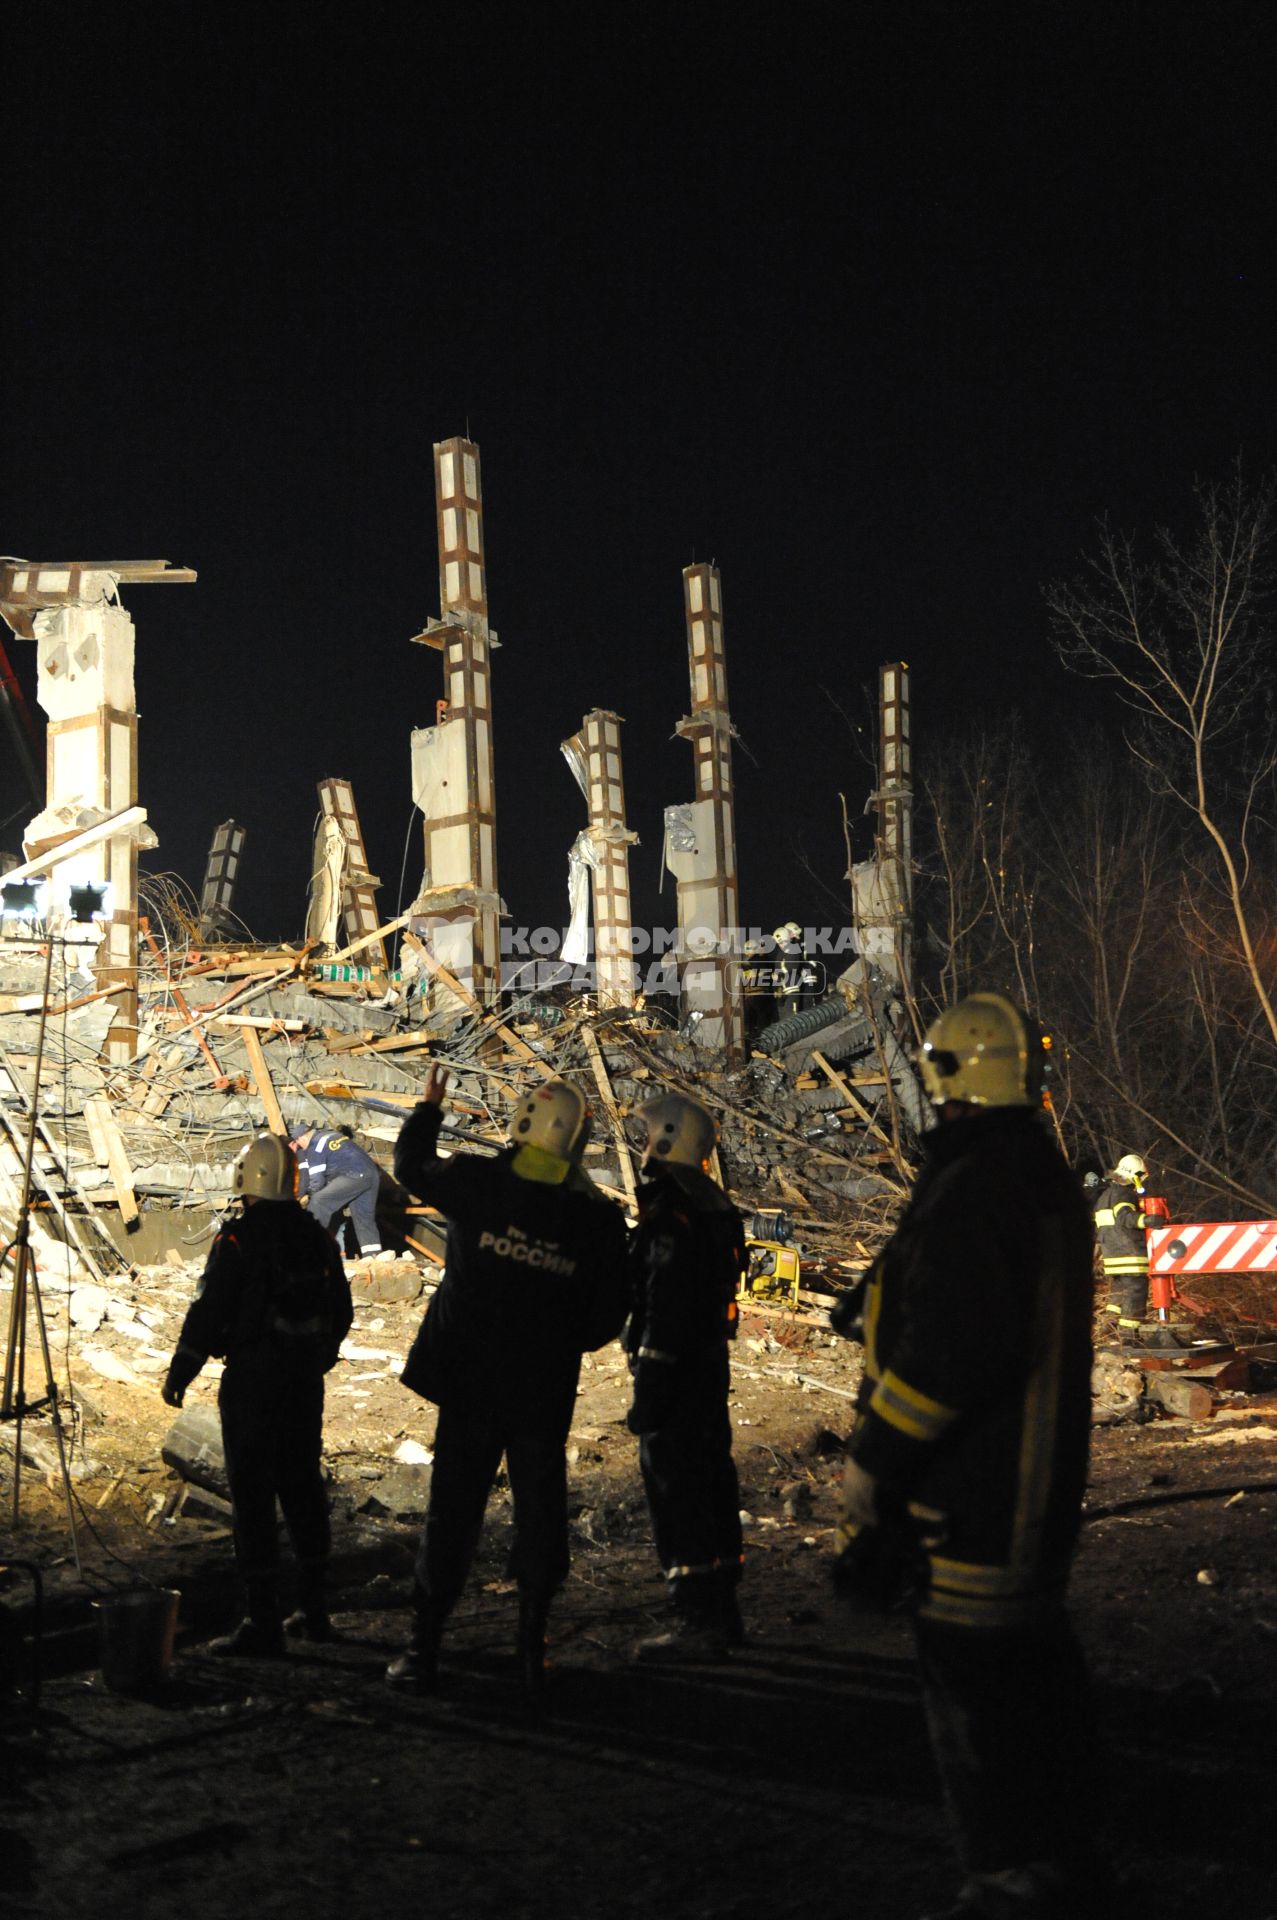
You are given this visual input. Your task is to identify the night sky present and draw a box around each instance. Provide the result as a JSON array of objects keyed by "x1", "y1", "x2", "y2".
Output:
[{"x1": 2, "y1": 6, "x2": 1273, "y2": 950}]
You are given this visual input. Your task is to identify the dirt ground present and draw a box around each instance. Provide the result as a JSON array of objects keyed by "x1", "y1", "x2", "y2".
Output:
[{"x1": 3, "y1": 1263, "x2": 1277, "y2": 1920}]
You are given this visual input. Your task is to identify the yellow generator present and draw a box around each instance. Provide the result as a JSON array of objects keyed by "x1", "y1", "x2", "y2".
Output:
[{"x1": 740, "y1": 1209, "x2": 802, "y2": 1307}]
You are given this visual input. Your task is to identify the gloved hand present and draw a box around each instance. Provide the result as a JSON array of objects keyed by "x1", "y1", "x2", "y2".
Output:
[
  {"x1": 161, "y1": 1349, "x2": 202, "y2": 1409},
  {"x1": 828, "y1": 1278, "x2": 867, "y2": 1342},
  {"x1": 839, "y1": 1455, "x2": 880, "y2": 1533},
  {"x1": 831, "y1": 1518, "x2": 922, "y2": 1612}
]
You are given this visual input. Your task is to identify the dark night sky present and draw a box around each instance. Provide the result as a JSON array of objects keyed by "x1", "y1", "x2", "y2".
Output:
[{"x1": 2, "y1": 5, "x2": 1274, "y2": 948}]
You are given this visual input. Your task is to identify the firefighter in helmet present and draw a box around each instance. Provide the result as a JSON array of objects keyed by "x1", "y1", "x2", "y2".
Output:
[
  {"x1": 162, "y1": 1132, "x2": 353, "y2": 1653},
  {"x1": 831, "y1": 993, "x2": 1103, "y2": 1916},
  {"x1": 1093, "y1": 1151, "x2": 1151, "y2": 1340},
  {"x1": 386, "y1": 1069, "x2": 628, "y2": 1698},
  {"x1": 625, "y1": 1091, "x2": 747, "y2": 1661}
]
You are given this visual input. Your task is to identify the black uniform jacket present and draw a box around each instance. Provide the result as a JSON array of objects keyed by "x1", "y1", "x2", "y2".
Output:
[
  {"x1": 175, "y1": 1200, "x2": 353, "y2": 1371},
  {"x1": 394, "y1": 1102, "x2": 629, "y2": 1430},
  {"x1": 1092, "y1": 1179, "x2": 1148, "y2": 1277},
  {"x1": 625, "y1": 1163, "x2": 746, "y2": 1430},
  {"x1": 849, "y1": 1107, "x2": 1094, "y2": 1629}
]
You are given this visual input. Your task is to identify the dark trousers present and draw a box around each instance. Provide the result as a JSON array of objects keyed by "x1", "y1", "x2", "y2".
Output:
[
  {"x1": 914, "y1": 1609, "x2": 1098, "y2": 1883},
  {"x1": 1103, "y1": 1267, "x2": 1148, "y2": 1322},
  {"x1": 311, "y1": 1168, "x2": 380, "y2": 1251},
  {"x1": 415, "y1": 1403, "x2": 571, "y2": 1614},
  {"x1": 639, "y1": 1359, "x2": 742, "y2": 1615},
  {"x1": 219, "y1": 1351, "x2": 330, "y2": 1614}
]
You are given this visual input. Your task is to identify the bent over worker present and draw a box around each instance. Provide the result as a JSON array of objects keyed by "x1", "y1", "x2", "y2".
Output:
[
  {"x1": 291, "y1": 1124, "x2": 385, "y2": 1258},
  {"x1": 833, "y1": 994, "x2": 1103, "y2": 1920},
  {"x1": 625, "y1": 1092, "x2": 746, "y2": 1662},
  {"x1": 387, "y1": 1067, "x2": 628, "y2": 1697},
  {"x1": 1093, "y1": 1151, "x2": 1151, "y2": 1340},
  {"x1": 162, "y1": 1133, "x2": 353, "y2": 1654}
]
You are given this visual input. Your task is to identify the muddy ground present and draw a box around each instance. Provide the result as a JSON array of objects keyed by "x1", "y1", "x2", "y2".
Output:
[{"x1": 2, "y1": 1260, "x2": 1277, "y2": 1920}]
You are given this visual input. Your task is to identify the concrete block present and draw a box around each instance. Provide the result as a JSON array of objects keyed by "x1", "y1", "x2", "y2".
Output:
[
  {"x1": 356, "y1": 1464, "x2": 431, "y2": 1523},
  {"x1": 355, "y1": 1263, "x2": 422, "y2": 1305},
  {"x1": 160, "y1": 1403, "x2": 229, "y2": 1497}
]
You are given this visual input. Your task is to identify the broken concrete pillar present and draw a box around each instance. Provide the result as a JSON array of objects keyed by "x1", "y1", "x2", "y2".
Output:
[
  {"x1": 561, "y1": 709, "x2": 639, "y2": 1009},
  {"x1": 409, "y1": 438, "x2": 501, "y2": 1012},
  {"x1": 664, "y1": 564, "x2": 744, "y2": 1059},
  {"x1": 316, "y1": 777, "x2": 387, "y2": 974},
  {"x1": 197, "y1": 820, "x2": 246, "y2": 943},
  {"x1": 0, "y1": 560, "x2": 195, "y2": 1062},
  {"x1": 850, "y1": 662, "x2": 913, "y2": 992}
]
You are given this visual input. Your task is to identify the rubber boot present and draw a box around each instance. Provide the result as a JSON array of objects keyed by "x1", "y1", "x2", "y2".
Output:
[
  {"x1": 636, "y1": 1576, "x2": 728, "y2": 1664},
  {"x1": 385, "y1": 1586, "x2": 446, "y2": 1695},
  {"x1": 211, "y1": 1577, "x2": 285, "y2": 1658},
  {"x1": 285, "y1": 1563, "x2": 333, "y2": 1643},
  {"x1": 717, "y1": 1575, "x2": 746, "y2": 1648},
  {"x1": 517, "y1": 1591, "x2": 551, "y2": 1702}
]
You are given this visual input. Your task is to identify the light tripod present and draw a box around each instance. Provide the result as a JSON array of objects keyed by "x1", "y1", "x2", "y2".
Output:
[{"x1": 0, "y1": 927, "x2": 83, "y2": 1574}]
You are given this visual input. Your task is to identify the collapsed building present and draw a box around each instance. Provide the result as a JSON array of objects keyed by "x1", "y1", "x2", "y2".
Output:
[
  {"x1": 0, "y1": 443, "x2": 924, "y2": 1302},
  {"x1": 4, "y1": 440, "x2": 1266, "y2": 1531}
]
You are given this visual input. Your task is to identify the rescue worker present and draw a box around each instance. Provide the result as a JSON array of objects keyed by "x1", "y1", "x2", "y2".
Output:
[
  {"x1": 833, "y1": 993, "x2": 1103, "y2": 1919},
  {"x1": 291, "y1": 1123, "x2": 386, "y2": 1259},
  {"x1": 161, "y1": 1133, "x2": 353, "y2": 1654},
  {"x1": 1093, "y1": 1151, "x2": 1152, "y2": 1340},
  {"x1": 387, "y1": 1067, "x2": 628, "y2": 1698},
  {"x1": 740, "y1": 936, "x2": 777, "y2": 1036},
  {"x1": 772, "y1": 920, "x2": 810, "y2": 1016},
  {"x1": 626, "y1": 1092, "x2": 747, "y2": 1661}
]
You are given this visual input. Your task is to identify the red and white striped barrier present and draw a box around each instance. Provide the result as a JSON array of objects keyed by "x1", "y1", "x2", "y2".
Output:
[{"x1": 1148, "y1": 1222, "x2": 1277, "y2": 1276}]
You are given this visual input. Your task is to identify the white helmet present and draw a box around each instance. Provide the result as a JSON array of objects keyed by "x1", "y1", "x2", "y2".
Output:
[
  {"x1": 509, "y1": 1080, "x2": 588, "y2": 1161},
  {"x1": 773, "y1": 922, "x2": 802, "y2": 949},
  {"x1": 1114, "y1": 1153, "x2": 1148, "y2": 1184},
  {"x1": 638, "y1": 1092, "x2": 717, "y2": 1171},
  {"x1": 233, "y1": 1132, "x2": 297, "y2": 1202},
  {"x1": 918, "y1": 993, "x2": 1046, "y2": 1109}
]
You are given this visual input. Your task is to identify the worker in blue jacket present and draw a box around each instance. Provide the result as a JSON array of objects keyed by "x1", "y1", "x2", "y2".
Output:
[{"x1": 291, "y1": 1123, "x2": 385, "y2": 1258}]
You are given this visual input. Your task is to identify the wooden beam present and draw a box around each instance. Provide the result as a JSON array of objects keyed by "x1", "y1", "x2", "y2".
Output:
[
  {"x1": 83, "y1": 1096, "x2": 139, "y2": 1231},
  {"x1": 581, "y1": 1024, "x2": 638, "y2": 1215},
  {"x1": 810, "y1": 1049, "x2": 912, "y2": 1181},
  {"x1": 241, "y1": 1025, "x2": 287, "y2": 1137},
  {"x1": 324, "y1": 909, "x2": 414, "y2": 967}
]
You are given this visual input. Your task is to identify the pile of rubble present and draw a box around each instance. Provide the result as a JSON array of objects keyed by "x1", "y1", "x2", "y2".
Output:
[{"x1": 0, "y1": 910, "x2": 918, "y2": 1315}]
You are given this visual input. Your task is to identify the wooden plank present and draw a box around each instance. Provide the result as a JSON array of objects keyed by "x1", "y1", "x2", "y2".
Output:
[
  {"x1": 141, "y1": 1044, "x2": 186, "y2": 1119},
  {"x1": 581, "y1": 1025, "x2": 638, "y2": 1215},
  {"x1": 324, "y1": 909, "x2": 414, "y2": 967},
  {"x1": 304, "y1": 1082, "x2": 422, "y2": 1108},
  {"x1": 241, "y1": 1025, "x2": 287, "y2": 1137},
  {"x1": 83, "y1": 1096, "x2": 139, "y2": 1230},
  {"x1": 82, "y1": 1098, "x2": 112, "y2": 1168},
  {"x1": 810, "y1": 1049, "x2": 911, "y2": 1181}
]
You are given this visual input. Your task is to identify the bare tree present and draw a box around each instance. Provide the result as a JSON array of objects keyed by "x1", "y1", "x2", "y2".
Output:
[{"x1": 1046, "y1": 466, "x2": 1277, "y2": 1048}]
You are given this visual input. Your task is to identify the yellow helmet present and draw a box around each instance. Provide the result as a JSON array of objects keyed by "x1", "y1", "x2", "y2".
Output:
[
  {"x1": 638, "y1": 1092, "x2": 718, "y2": 1170},
  {"x1": 918, "y1": 993, "x2": 1045, "y2": 1109},
  {"x1": 509, "y1": 1080, "x2": 589, "y2": 1161},
  {"x1": 233, "y1": 1132, "x2": 297, "y2": 1201}
]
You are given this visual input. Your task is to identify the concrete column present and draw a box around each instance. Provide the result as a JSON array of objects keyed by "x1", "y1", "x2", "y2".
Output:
[
  {"x1": 664, "y1": 564, "x2": 744, "y2": 1059},
  {"x1": 409, "y1": 438, "x2": 501, "y2": 1011},
  {"x1": 561, "y1": 708, "x2": 638, "y2": 1009}
]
